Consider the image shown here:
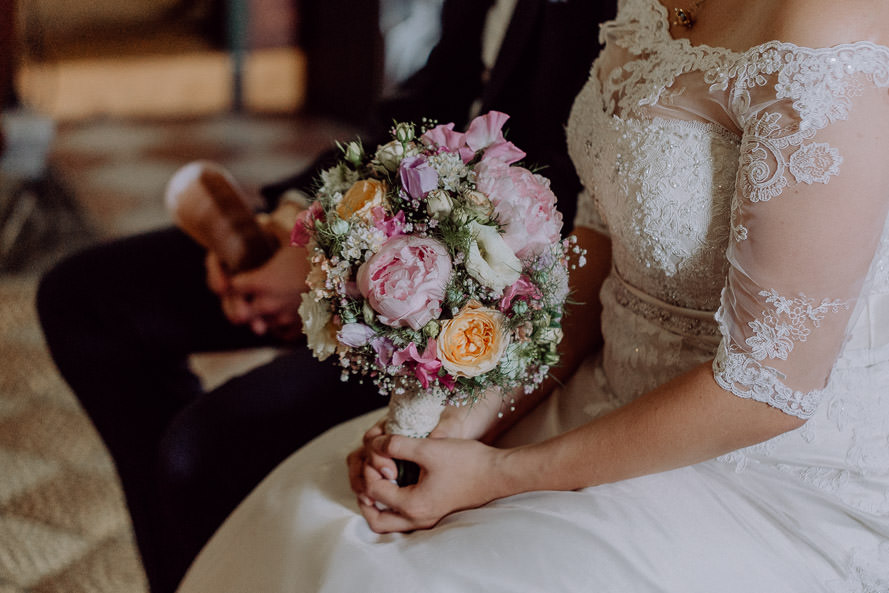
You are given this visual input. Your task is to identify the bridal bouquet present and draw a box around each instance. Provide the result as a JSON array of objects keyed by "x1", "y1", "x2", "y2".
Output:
[{"x1": 294, "y1": 111, "x2": 582, "y2": 482}]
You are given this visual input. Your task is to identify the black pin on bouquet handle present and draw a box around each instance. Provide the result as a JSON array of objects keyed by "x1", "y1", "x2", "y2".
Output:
[{"x1": 395, "y1": 458, "x2": 421, "y2": 486}]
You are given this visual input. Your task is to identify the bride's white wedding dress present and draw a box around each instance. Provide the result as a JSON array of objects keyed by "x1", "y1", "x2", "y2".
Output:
[{"x1": 177, "y1": 1, "x2": 889, "y2": 591}]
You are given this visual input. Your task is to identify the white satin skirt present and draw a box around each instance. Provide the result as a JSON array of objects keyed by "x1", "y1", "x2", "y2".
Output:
[{"x1": 174, "y1": 349, "x2": 888, "y2": 593}]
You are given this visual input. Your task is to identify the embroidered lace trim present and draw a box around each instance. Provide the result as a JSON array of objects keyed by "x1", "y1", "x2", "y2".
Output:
[{"x1": 712, "y1": 340, "x2": 821, "y2": 419}]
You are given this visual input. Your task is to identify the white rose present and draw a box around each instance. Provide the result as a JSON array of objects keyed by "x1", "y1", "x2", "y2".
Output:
[
  {"x1": 374, "y1": 140, "x2": 405, "y2": 172},
  {"x1": 464, "y1": 221, "x2": 521, "y2": 293},
  {"x1": 298, "y1": 293, "x2": 337, "y2": 360},
  {"x1": 426, "y1": 189, "x2": 454, "y2": 220}
]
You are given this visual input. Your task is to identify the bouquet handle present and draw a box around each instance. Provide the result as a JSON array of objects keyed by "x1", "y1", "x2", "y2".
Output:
[{"x1": 384, "y1": 388, "x2": 445, "y2": 486}]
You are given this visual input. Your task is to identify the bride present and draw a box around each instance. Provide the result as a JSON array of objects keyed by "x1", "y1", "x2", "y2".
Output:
[{"x1": 177, "y1": 0, "x2": 889, "y2": 590}]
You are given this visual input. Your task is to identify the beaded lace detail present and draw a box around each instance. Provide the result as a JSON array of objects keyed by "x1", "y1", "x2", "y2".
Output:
[{"x1": 567, "y1": 2, "x2": 889, "y2": 573}]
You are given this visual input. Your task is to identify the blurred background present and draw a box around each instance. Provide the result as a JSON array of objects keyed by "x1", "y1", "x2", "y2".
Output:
[{"x1": 0, "y1": 1, "x2": 442, "y2": 590}]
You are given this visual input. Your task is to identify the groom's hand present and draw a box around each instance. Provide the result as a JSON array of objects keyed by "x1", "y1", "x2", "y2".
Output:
[{"x1": 206, "y1": 244, "x2": 308, "y2": 340}]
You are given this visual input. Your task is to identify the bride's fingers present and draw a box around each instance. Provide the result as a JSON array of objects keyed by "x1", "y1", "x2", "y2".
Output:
[
  {"x1": 367, "y1": 447, "x2": 398, "y2": 482},
  {"x1": 370, "y1": 434, "x2": 435, "y2": 467},
  {"x1": 362, "y1": 480, "x2": 441, "y2": 533},
  {"x1": 361, "y1": 506, "x2": 422, "y2": 534},
  {"x1": 346, "y1": 448, "x2": 366, "y2": 496},
  {"x1": 362, "y1": 420, "x2": 385, "y2": 446}
]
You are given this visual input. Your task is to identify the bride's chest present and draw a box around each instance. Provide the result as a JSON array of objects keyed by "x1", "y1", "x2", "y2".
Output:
[{"x1": 569, "y1": 80, "x2": 739, "y2": 298}]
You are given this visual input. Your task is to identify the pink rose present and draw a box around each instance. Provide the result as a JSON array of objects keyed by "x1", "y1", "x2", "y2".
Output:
[
  {"x1": 476, "y1": 160, "x2": 563, "y2": 259},
  {"x1": 357, "y1": 235, "x2": 452, "y2": 330}
]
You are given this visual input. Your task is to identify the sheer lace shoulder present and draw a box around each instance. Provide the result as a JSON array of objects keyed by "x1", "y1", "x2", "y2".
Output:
[
  {"x1": 713, "y1": 45, "x2": 889, "y2": 418},
  {"x1": 568, "y1": 0, "x2": 889, "y2": 418}
]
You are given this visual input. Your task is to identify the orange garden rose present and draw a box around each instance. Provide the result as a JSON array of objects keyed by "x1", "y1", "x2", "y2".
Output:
[
  {"x1": 437, "y1": 300, "x2": 510, "y2": 378},
  {"x1": 336, "y1": 179, "x2": 386, "y2": 221}
]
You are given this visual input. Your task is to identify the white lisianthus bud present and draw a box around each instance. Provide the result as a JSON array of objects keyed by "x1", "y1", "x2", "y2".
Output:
[
  {"x1": 464, "y1": 221, "x2": 521, "y2": 293},
  {"x1": 374, "y1": 140, "x2": 405, "y2": 172},
  {"x1": 426, "y1": 189, "x2": 454, "y2": 220},
  {"x1": 422, "y1": 319, "x2": 440, "y2": 338}
]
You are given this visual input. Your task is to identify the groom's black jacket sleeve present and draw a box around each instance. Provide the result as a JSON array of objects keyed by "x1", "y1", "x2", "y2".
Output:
[{"x1": 261, "y1": 0, "x2": 616, "y2": 230}]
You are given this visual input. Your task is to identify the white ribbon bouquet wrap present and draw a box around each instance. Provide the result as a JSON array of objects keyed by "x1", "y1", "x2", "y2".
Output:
[{"x1": 295, "y1": 111, "x2": 584, "y2": 485}]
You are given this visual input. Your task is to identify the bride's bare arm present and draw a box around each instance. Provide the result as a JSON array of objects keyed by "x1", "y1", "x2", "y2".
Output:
[{"x1": 360, "y1": 361, "x2": 805, "y2": 532}]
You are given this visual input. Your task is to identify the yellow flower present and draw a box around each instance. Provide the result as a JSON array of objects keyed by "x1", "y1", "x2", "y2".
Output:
[
  {"x1": 336, "y1": 179, "x2": 386, "y2": 222},
  {"x1": 437, "y1": 300, "x2": 509, "y2": 378}
]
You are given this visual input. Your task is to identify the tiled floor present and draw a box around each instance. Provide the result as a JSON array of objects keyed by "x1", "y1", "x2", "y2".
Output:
[
  {"x1": 0, "y1": 111, "x2": 356, "y2": 592},
  {"x1": 47, "y1": 113, "x2": 356, "y2": 265}
]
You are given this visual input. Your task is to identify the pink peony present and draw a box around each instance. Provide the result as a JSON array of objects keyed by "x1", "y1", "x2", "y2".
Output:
[
  {"x1": 476, "y1": 160, "x2": 563, "y2": 259},
  {"x1": 357, "y1": 235, "x2": 452, "y2": 330}
]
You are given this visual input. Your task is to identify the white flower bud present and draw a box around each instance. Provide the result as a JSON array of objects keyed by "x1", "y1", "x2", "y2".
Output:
[
  {"x1": 374, "y1": 140, "x2": 405, "y2": 172},
  {"x1": 395, "y1": 122, "x2": 415, "y2": 143},
  {"x1": 425, "y1": 189, "x2": 454, "y2": 220}
]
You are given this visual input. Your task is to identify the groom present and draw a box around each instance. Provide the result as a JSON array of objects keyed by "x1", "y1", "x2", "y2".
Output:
[{"x1": 36, "y1": 1, "x2": 616, "y2": 592}]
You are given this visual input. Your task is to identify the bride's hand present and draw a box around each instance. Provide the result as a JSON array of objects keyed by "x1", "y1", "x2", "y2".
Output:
[
  {"x1": 348, "y1": 398, "x2": 503, "y2": 507},
  {"x1": 358, "y1": 434, "x2": 508, "y2": 533},
  {"x1": 347, "y1": 420, "x2": 389, "y2": 507}
]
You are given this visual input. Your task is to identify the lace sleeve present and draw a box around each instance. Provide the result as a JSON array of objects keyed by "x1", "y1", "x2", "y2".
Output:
[{"x1": 713, "y1": 44, "x2": 889, "y2": 418}]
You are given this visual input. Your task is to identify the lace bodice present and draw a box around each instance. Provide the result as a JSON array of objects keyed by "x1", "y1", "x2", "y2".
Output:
[{"x1": 567, "y1": 0, "x2": 889, "y2": 421}]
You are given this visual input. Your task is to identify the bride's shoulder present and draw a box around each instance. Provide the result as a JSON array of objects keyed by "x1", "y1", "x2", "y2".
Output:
[{"x1": 768, "y1": 0, "x2": 889, "y2": 49}]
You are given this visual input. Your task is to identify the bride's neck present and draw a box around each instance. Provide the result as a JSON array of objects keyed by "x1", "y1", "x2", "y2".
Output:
[
  {"x1": 661, "y1": 0, "x2": 889, "y2": 52},
  {"x1": 660, "y1": 0, "x2": 780, "y2": 52}
]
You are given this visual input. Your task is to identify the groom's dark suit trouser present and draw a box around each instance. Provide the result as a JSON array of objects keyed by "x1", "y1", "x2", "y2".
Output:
[{"x1": 37, "y1": 1, "x2": 616, "y2": 592}]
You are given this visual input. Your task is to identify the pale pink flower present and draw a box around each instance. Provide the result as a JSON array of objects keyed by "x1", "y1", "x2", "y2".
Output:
[
  {"x1": 290, "y1": 201, "x2": 324, "y2": 247},
  {"x1": 465, "y1": 111, "x2": 525, "y2": 165},
  {"x1": 421, "y1": 111, "x2": 524, "y2": 164},
  {"x1": 499, "y1": 275, "x2": 542, "y2": 311},
  {"x1": 372, "y1": 207, "x2": 406, "y2": 238},
  {"x1": 357, "y1": 235, "x2": 452, "y2": 330},
  {"x1": 392, "y1": 340, "x2": 450, "y2": 389}
]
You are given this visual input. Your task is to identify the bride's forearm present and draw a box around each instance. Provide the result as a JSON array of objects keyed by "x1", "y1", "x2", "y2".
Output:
[{"x1": 493, "y1": 362, "x2": 806, "y2": 497}]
